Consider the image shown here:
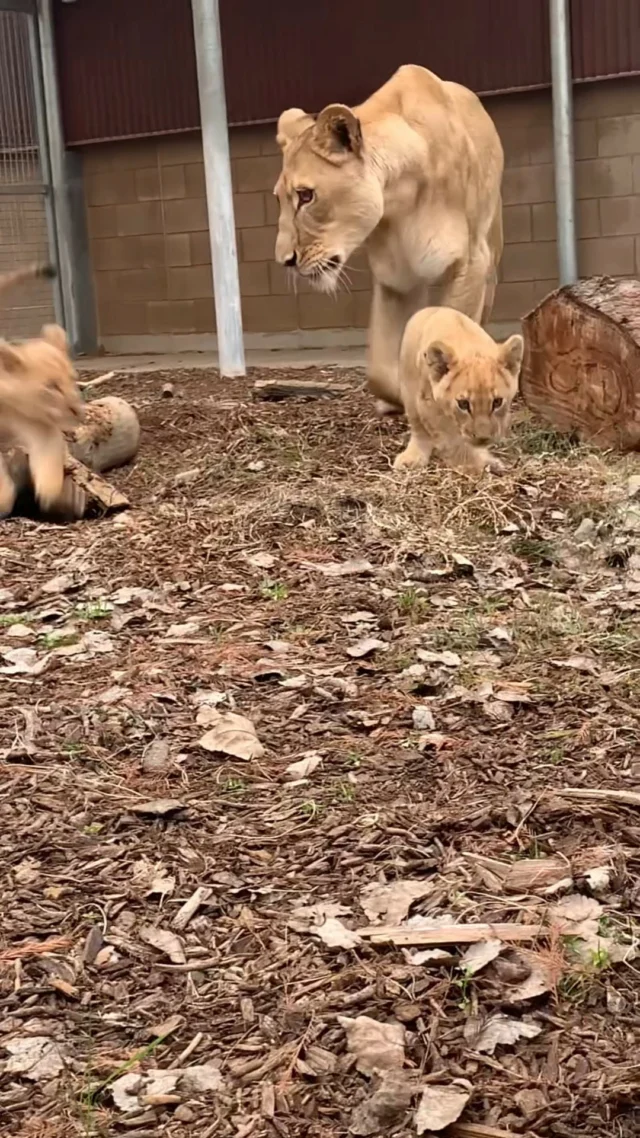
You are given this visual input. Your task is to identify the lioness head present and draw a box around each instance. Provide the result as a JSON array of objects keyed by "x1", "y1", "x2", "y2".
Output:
[
  {"x1": 421, "y1": 335, "x2": 524, "y2": 446},
  {"x1": 274, "y1": 104, "x2": 383, "y2": 293}
]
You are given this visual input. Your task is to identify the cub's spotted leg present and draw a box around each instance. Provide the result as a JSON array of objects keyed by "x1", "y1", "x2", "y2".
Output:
[{"x1": 394, "y1": 432, "x2": 433, "y2": 470}]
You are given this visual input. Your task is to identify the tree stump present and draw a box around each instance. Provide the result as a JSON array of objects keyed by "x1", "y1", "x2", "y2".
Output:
[{"x1": 520, "y1": 276, "x2": 640, "y2": 451}]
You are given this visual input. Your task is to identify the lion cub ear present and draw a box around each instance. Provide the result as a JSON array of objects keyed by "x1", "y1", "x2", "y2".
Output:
[
  {"x1": 41, "y1": 324, "x2": 69, "y2": 353},
  {"x1": 276, "y1": 108, "x2": 315, "y2": 152},
  {"x1": 313, "y1": 104, "x2": 363, "y2": 160},
  {"x1": 0, "y1": 339, "x2": 25, "y2": 374},
  {"x1": 423, "y1": 341, "x2": 457, "y2": 382},
  {"x1": 498, "y1": 334, "x2": 524, "y2": 379}
]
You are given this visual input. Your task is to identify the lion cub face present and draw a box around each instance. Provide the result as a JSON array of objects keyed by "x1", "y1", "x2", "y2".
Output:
[
  {"x1": 274, "y1": 104, "x2": 383, "y2": 294},
  {"x1": 422, "y1": 335, "x2": 523, "y2": 446}
]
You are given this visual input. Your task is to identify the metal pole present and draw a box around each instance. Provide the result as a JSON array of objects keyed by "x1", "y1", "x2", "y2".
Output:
[
  {"x1": 35, "y1": 0, "x2": 97, "y2": 354},
  {"x1": 549, "y1": 0, "x2": 578, "y2": 285},
  {"x1": 191, "y1": 0, "x2": 245, "y2": 376}
]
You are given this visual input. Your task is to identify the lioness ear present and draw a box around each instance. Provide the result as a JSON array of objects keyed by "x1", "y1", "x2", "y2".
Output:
[
  {"x1": 0, "y1": 339, "x2": 25, "y2": 373},
  {"x1": 423, "y1": 341, "x2": 456, "y2": 382},
  {"x1": 41, "y1": 323, "x2": 68, "y2": 353},
  {"x1": 276, "y1": 108, "x2": 314, "y2": 152},
  {"x1": 313, "y1": 104, "x2": 363, "y2": 159},
  {"x1": 499, "y1": 333, "x2": 524, "y2": 379}
]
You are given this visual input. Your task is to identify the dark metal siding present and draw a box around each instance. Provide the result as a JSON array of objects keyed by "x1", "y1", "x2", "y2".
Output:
[
  {"x1": 571, "y1": 0, "x2": 640, "y2": 82},
  {"x1": 52, "y1": 0, "x2": 640, "y2": 147}
]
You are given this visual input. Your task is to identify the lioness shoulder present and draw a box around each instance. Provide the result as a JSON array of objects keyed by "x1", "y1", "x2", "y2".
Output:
[{"x1": 394, "y1": 307, "x2": 523, "y2": 475}]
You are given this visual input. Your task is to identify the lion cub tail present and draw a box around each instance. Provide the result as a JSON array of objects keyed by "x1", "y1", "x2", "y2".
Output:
[{"x1": 0, "y1": 263, "x2": 56, "y2": 300}]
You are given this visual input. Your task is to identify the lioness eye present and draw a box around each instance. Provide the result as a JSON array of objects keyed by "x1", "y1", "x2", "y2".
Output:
[
  {"x1": 457, "y1": 398, "x2": 471, "y2": 413},
  {"x1": 296, "y1": 187, "x2": 314, "y2": 206},
  {"x1": 492, "y1": 397, "x2": 504, "y2": 411}
]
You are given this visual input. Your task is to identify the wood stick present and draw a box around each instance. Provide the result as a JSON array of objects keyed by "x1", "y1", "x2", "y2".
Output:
[
  {"x1": 555, "y1": 787, "x2": 640, "y2": 807},
  {"x1": 78, "y1": 370, "x2": 117, "y2": 391},
  {"x1": 358, "y1": 922, "x2": 543, "y2": 946},
  {"x1": 253, "y1": 377, "x2": 351, "y2": 401},
  {"x1": 451, "y1": 1124, "x2": 516, "y2": 1138}
]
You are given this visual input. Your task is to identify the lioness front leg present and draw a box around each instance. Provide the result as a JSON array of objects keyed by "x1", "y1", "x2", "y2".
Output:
[
  {"x1": 436, "y1": 252, "x2": 489, "y2": 325},
  {"x1": 19, "y1": 423, "x2": 67, "y2": 509},
  {"x1": 367, "y1": 283, "x2": 412, "y2": 414}
]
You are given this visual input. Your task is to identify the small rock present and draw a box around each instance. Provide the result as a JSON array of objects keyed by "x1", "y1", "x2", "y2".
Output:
[
  {"x1": 174, "y1": 1105, "x2": 196, "y2": 1122},
  {"x1": 142, "y1": 738, "x2": 171, "y2": 774},
  {"x1": 574, "y1": 517, "x2": 596, "y2": 542},
  {"x1": 412, "y1": 705, "x2": 436, "y2": 731},
  {"x1": 627, "y1": 474, "x2": 640, "y2": 498}
]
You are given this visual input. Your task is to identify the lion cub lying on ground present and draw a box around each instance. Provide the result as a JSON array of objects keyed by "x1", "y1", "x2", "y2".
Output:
[
  {"x1": 0, "y1": 323, "x2": 84, "y2": 517},
  {"x1": 394, "y1": 307, "x2": 524, "y2": 475}
]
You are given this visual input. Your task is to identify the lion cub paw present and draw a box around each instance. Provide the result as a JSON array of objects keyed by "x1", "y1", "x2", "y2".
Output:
[{"x1": 393, "y1": 442, "x2": 431, "y2": 470}]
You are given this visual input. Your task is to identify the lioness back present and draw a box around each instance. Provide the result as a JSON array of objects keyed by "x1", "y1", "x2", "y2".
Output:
[{"x1": 395, "y1": 307, "x2": 524, "y2": 475}]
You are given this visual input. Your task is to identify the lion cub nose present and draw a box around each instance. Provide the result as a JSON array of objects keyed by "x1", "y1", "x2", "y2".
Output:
[{"x1": 284, "y1": 252, "x2": 297, "y2": 267}]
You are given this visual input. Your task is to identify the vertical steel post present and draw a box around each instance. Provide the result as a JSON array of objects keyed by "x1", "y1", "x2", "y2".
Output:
[
  {"x1": 549, "y1": 0, "x2": 578, "y2": 284},
  {"x1": 191, "y1": 0, "x2": 245, "y2": 376}
]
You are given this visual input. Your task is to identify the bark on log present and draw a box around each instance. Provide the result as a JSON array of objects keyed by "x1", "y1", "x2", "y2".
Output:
[
  {"x1": 521, "y1": 276, "x2": 640, "y2": 451},
  {"x1": 2, "y1": 396, "x2": 139, "y2": 521}
]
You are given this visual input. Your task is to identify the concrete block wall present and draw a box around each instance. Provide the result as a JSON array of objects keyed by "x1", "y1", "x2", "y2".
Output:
[{"x1": 81, "y1": 77, "x2": 640, "y2": 353}]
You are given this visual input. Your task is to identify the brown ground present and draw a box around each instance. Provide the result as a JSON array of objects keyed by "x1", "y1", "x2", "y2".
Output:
[{"x1": 1, "y1": 367, "x2": 639, "y2": 1138}]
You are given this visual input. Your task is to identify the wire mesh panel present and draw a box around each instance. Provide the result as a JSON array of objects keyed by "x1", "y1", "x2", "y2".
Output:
[{"x1": 0, "y1": 8, "x2": 55, "y2": 338}]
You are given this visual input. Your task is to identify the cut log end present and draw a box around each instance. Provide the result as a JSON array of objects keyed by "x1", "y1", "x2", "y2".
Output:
[{"x1": 521, "y1": 275, "x2": 640, "y2": 451}]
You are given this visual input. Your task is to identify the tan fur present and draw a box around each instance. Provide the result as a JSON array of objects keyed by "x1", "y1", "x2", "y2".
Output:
[
  {"x1": 0, "y1": 323, "x2": 83, "y2": 517},
  {"x1": 275, "y1": 65, "x2": 504, "y2": 409},
  {"x1": 394, "y1": 307, "x2": 523, "y2": 475}
]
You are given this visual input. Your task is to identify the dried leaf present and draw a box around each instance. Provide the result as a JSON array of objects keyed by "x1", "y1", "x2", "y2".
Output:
[
  {"x1": 314, "y1": 917, "x2": 362, "y2": 949},
  {"x1": 165, "y1": 621, "x2": 201, "y2": 638},
  {"x1": 0, "y1": 647, "x2": 50, "y2": 676},
  {"x1": 494, "y1": 684, "x2": 532, "y2": 704},
  {"x1": 139, "y1": 925, "x2": 186, "y2": 964},
  {"x1": 412, "y1": 705, "x2": 436, "y2": 731},
  {"x1": 360, "y1": 879, "x2": 434, "y2": 925},
  {"x1": 550, "y1": 894, "x2": 602, "y2": 927},
  {"x1": 142, "y1": 738, "x2": 171, "y2": 774},
  {"x1": 338, "y1": 1014, "x2": 406, "y2": 1076},
  {"x1": 288, "y1": 901, "x2": 352, "y2": 934},
  {"x1": 510, "y1": 961, "x2": 553, "y2": 1001},
  {"x1": 111, "y1": 1071, "x2": 143, "y2": 1111},
  {"x1": 4, "y1": 1036, "x2": 67, "y2": 1081},
  {"x1": 349, "y1": 1072, "x2": 413, "y2": 1135},
  {"x1": 466, "y1": 1014, "x2": 542, "y2": 1055},
  {"x1": 417, "y1": 649, "x2": 461, "y2": 667},
  {"x1": 314, "y1": 558, "x2": 374, "y2": 578},
  {"x1": 415, "y1": 1085, "x2": 471, "y2": 1133},
  {"x1": 341, "y1": 611, "x2": 377, "y2": 625},
  {"x1": 347, "y1": 638, "x2": 387, "y2": 659},
  {"x1": 246, "y1": 551, "x2": 276, "y2": 569},
  {"x1": 199, "y1": 710, "x2": 264, "y2": 761},
  {"x1": 460, "y1": 939, "x2": 503, "y2": 975},
  {"x1": 418, "y1": 732, "x2": 455, "y2": 751},
  {"x1": 130, "y1": 798, "x2": 186, "y2": 817},
  {"x1": 180, "y1": 1064, "x2": 224, "y2": 1093},
  {"x1": 285, "y1": 753, "x2": 323, "y2": 781},
  {"x1": 551, "y1": 655, "x2": 599, "y2": 675}
]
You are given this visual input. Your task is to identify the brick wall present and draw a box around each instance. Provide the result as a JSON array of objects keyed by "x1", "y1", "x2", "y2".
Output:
[{"x1": 82, "y1": 77, "x2": 640, "y2": 353}]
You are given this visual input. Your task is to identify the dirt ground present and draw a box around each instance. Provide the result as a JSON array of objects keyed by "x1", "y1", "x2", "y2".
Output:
[{"x1": 1, "y1": 366, "x2": 639, "y2": 1138}]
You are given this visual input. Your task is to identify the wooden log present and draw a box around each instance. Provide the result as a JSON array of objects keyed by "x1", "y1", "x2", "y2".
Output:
[
  {"x1": 2, "y1": 396, "x2": 138, "y2": 521},
  {"x1": 253, "y1": 377, "x2": 351, "y2": 401},
  {"x1": 521, "y1": 275, "x2": 640, "y2": 451}
]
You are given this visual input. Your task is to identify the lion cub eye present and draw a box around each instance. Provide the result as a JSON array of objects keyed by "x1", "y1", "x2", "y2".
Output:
[
  {"x1": 296, "y1": 187, "x2": 314, "y2": 207},
  {"x1": 492, "y1": 397, "x2": 504, "y2": 411},
  {"x1": 457, "y1": 398, "x2": 471, "y2": 413}
]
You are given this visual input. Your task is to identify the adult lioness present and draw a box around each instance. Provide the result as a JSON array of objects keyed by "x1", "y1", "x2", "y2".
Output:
[{"x1": 274, "y1": 65, "x2": 503, "y2": 413}]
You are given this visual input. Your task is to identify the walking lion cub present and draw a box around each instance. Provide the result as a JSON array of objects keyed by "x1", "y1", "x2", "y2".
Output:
[
  {"x1": 0, "y1": 323, "x2": 84, "y2": 517},
  {"x1": 394, "y1": 307, "x2": 524, "y2": 475}
]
